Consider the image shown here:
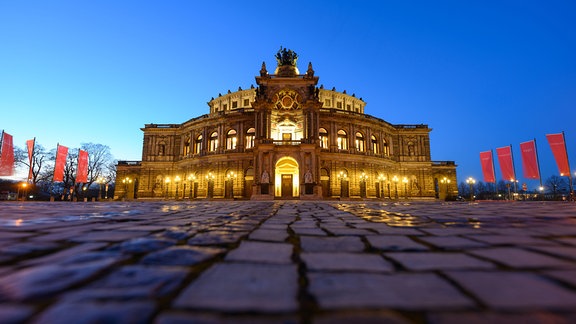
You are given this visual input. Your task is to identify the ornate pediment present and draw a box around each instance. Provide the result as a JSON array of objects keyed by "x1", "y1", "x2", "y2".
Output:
[{"x1": 274, "y1": 89, "x2": 301, "y2": 110}]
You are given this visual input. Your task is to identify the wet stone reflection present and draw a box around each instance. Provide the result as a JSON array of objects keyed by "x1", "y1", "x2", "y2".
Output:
[
  {"x1": 0, "y1": 201, "x2": 575, "y2": 323},
  {"x1": 336, "y1": 203, "x2": 433, "y2": 227}
]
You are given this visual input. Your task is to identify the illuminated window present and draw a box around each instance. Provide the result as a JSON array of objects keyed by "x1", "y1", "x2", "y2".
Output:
[
  {"x1": 209, "y1": 132, "x2": 218, "y2": 152},
  {"x1": 355, "y1": 132, "x2": 365, "y2": 152},
  {"x1": 319, "y1": 128, "x2": 328, "y2": 149},
  {"x1": 183, "y1": 137, "x2": 191, "y2": 156},
  {"x1": 194, "y1": 135, "x2": 203, "y2": 154},
  {"x1": 226, "y1": 129, "x2": 237, "y2": 150},
  {"x1": 383, "y1": 138, "x2": 390, "y2": 156},
  {"x1": 246, "y1": 128, "x2": 255, "y2": 149},
  {"x1": 337, "y1": 130, "x2": 348, "y2": 150},
  {"x1": 371, "y1": 135, "x2": 378, "y2": 154}
]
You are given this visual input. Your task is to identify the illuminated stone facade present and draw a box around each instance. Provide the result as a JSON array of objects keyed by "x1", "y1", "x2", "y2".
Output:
[{"x1": 115, "y1": 49, "x2": 457, "y2": 200}]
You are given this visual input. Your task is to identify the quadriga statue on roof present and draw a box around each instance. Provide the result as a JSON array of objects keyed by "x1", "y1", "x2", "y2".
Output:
[{"x1": 275, "y1": 46, "x2": 298, "y2": 66}]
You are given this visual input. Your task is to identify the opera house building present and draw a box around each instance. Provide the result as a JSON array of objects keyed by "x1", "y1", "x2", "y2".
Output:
[{"x1": 115, "y1": 48, "x2": 457, "y2": 200}]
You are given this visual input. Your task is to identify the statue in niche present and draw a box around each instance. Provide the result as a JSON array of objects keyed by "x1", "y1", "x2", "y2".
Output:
[
  {"x1": 261, "y1": 170, "x2": 270, "y2": 184},
  {"x1": 304, "y1": 169, "x2": 313, "y2": 184}
]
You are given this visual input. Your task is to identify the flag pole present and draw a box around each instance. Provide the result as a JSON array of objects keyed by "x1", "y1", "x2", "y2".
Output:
[
  {"x1": 50, "y1": 143, "x2": 59, "y2": 202},
  {"x1": 0, "y1": 130, "x2": 4, "y2": 156},
  {"x1": 561, "y1": 131, "x2": 574, "y2": 201},
  {"x1": 533, "y1": 138, "x2": 543, "y2": 189},
  {"x1": 28, "y1": 137, "x2": 36, "y2": 183},
  {"x1": 491, "y1": 149, "x2": 498, "y2": 196},
  {"x1": 53, "y1": 143, "x2": 59, "y2": 183},
  {"x1": 509, "y1": 144, "x2": 518, "y2": 196}
]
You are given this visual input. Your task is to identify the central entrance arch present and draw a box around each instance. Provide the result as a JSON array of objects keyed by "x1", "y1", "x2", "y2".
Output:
[{"x1": 274, "y1": 157, "x2": 299, "y2": 198}]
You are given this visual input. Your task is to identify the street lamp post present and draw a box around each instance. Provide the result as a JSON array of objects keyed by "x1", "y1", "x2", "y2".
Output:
[
  {"x1": 359, "y1": 172, "x2": 367, "y2": 198},
  {"x1": 206, "y1": 172, "x2": 215, "y2": 199},
  {"x1": 122, "y1": 177, "x2": 132, "y2": 200},
  {"x1": 466, "y1": 177, "x2": 476, "y2": 202},
  {"x1": 174, "y1": 176, "x2": 181, "y2": 199},
  {"x1": 440, "y1": 177, "x2": 451, "y2": 200},
  {"x1": 392, "y1": 175, "x2": 399, "y2": 199},
  {"x1": 378, "y1": 174, "x2": 386, "y2": 199},
  {"x1": 226, "y1": 171, "x2": 236, "y2": 199},
  {"x1": 402, "y1": 177, "x2": 408, "y2": 199},
  {"x1": 338, "y1": 171, "x2": 348, "y2": 198},
  {"x1": 164, "y1": 177, "x2": 171, "y2": 199},
  {"x1": 97, "y1": 177, "x2": 105, "y2": 201},
  {"x1": 17, "y1": 182, "x2": 28, "y2": 201},
  {"x1": 188, "y1": 174, "x2": 196, "y2": 199}
]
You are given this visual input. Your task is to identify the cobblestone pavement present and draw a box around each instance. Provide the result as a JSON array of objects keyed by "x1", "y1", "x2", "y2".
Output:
[{"x1": 1, "y1": 200, "x2": 576, "y2": 323}]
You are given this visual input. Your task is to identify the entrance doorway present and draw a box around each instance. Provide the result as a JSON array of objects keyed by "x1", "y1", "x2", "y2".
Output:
[
  {"x1": 281, "y1": 174, "x2": 293, "y2": 198},
  {"x1": 274, "y1": 157, "x2": 299, "y2": 198}
]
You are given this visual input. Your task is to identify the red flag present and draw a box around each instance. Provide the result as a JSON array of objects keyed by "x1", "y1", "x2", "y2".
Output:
[
  {"x1": 479, "y1": 150, "x2": 496, "y2": 183},
  {"x1": 26, "y1": 138, "x2": 35, "y2": 181},
  {"x1": 53, "y1": 145, "x2": 68, "y2": 182},
  {"x1": 546, "y1": 133, "x2": 571, "y2": 176},
  {"x1": 520, "y1": 140, "x2": 540, "y2": 180},
  {"x1": 496, "y1": 146, "x2": 516, "y2": 181},
  {"x1": 76, "y1": 149, "x2": 89, "y2": 183},
  {"x1": 0, "y1": 131, "x2": 15, "y2": 176}
]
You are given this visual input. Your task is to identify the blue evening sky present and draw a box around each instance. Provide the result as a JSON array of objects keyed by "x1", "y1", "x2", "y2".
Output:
[{"x1": 1, "y1": 1, "x2": 575, "y2": 187}]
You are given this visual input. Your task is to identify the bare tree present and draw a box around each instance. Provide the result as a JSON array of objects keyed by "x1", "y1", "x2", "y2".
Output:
[
  {"x1": 545, "y1": 175, "x2": 569, "y2": 199},
  {"x1": 14, "y1": 143, "x2": 50, "y2": 184},
  {"x1": 81, "y1": 143, "x2": 114, "y2": 187},
  {"x1": 32, "y1": 143, "x2": 116, "y2": 200}
]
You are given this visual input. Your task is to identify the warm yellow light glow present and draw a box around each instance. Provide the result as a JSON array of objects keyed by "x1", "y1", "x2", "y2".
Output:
[
  {"x1": 274, "y1": 157, "x2": 299, "y2": 197},
  {"x1": 392, "y1": 175, "x2": 399, "y2": 183}
]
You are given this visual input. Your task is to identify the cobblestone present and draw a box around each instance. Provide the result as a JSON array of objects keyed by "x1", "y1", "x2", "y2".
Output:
[{"x1": 0, "y1": 200, "x2": 574, "y2": 322}]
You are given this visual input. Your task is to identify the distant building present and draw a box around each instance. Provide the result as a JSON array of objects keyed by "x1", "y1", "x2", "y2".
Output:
[{"x1": 116, "y1": 48, "x2": 457, "y2": 200}]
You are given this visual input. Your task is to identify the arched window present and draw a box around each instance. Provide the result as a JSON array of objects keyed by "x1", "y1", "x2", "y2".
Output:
[
  {"x1": 383, "y1": 138, "x2": 390, "y2": 156},
  {"x1": 209, "y1": 132, "x2": 218, "y2": 152},
  {"x1": 226, "y1": 129, "x2": 237, "y2": 150},
  {"x1": 183, "y1": 137, "x2": 191, "y2": 156},
  {"x1": 337, "y1": 130, "x2": 348, "y2": 150},
  {"x1": 355, "y1": 132, "x2": 365, "y2": 152},
  {"x1": 371, "y1": 135, "x2": 378, "y2": 154},
  {"x1": 319, "y1": 128, "x2": 328, "y2": 149},
  {"x1": 245, "y1": 128, "x2": 255, "y2": 149},
  {"x1": 194, "y1": 135, "x2": 203, "y2": 154}
]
